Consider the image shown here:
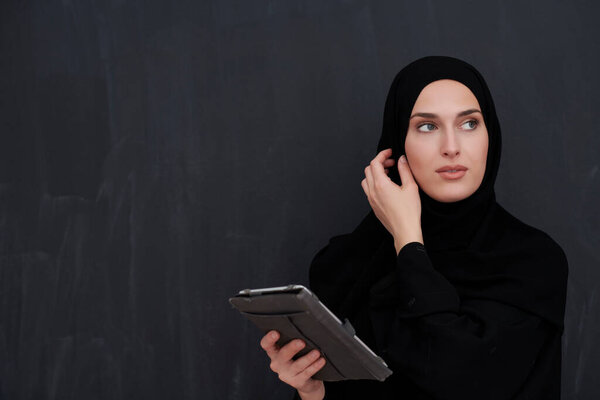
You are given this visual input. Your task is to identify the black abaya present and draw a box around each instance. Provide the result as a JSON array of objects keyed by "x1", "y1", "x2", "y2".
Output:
[{"x1": 292, "y1": 56, "x2": 568, "y2": 400}]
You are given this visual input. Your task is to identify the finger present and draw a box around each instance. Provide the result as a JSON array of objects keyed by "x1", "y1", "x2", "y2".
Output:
[
  {"x1": 260, "y1": 331, "x2": 280, "y2": 359},
  {"x1": 373, "y1": 148, "x2": 393, "y2": 163},
  {"x1": 277, "y1": 339, "x2": 305, "y2": 364},
  {"x1": 297, "y1": 357, "x2": 327, "y2": 381},
  {"x1": 289, "y1": 349, "x2": 321, "y2": 376},
  {"x1": 364, "y1": 165, "x2": 375, "y2": 193},
  {"x1": 384, "y1": 168, "x2": 389, "y2": 174},
  {"x1": 366, "y1": 149, "x2": 393, "y2": 178},
  {"x1": 397, "y1": 155, "x2": 416, "y2": 187},
  {"x1": 370, "y1": 151, "x2": 392, "y2": 184},
  {"x1": 361, "y1": 178, "x2": 369, "y2": 197}
]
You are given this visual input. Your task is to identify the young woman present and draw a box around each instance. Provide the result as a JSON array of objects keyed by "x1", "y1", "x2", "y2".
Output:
[{"x1": 259, "y1": 56, "x2": 568, "y2": 400}]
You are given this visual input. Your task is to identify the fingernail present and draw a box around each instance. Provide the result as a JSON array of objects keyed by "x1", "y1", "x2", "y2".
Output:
[
  {"x1": 400, "y1": 155, "x2": 406, "y2": 163},
  {"x1": 271, "y1": 332, "x2": 278, "y2": 339}
]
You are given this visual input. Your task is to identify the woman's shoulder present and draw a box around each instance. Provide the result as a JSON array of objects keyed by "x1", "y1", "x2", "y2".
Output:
[
  {"x1": 493, "y1": 203, "x2": 570, "y2": 330},
  {"x1": 313, "y1": 211, "x2": 388, "y2": 257},
  {"x1": 490, "y1": 203, "x2": 568, "y2": 275},
  {"x1": 493, "y1": 203, "x2": 563, "y2": 245}
]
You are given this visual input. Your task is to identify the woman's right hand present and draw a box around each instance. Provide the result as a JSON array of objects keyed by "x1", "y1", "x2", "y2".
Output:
[{"x1": 260, "y1": 330, "x2": 326, "y2": 400}]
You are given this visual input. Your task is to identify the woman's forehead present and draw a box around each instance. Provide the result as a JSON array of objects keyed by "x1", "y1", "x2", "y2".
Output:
[{"x1": 411, "y1": 79, "x2": 481, "y2": 112}]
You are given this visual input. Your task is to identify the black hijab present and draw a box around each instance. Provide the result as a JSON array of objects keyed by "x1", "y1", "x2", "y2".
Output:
[{"x1": 310, "y1": 55, "x2": 568, "y2": 335}]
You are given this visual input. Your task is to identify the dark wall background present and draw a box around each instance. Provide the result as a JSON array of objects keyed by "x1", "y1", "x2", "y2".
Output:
[{"x1": 1, "y1": 1, "x2": 598, "y2": 399}]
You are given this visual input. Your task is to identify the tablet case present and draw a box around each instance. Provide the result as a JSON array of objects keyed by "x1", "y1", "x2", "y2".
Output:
[{"x1": 229, "y1": 284, "x2": 393, "y2": 382}]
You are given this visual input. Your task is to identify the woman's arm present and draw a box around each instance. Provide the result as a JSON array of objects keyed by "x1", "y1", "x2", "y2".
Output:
[
  {"x1": 368, "y1": 242, "x2": 561, "y2": 400},
  {"x1": 293, "y1": 388, "x2": 325, "y2": 400},
  {"x1": 308, "y1": 217, "x2": 388, "y2": 317}
]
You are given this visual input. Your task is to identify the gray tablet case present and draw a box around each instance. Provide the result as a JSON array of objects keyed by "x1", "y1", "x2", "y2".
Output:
[{"x1": 228, "y1": 284, "x2": 393, "y2": 382}]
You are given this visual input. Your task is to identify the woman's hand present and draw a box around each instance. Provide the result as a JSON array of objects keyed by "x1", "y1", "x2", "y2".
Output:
[
  {"x1": 361, "y1": 148, "x2": 424, "y2": 254},
  {"x1": 260, "y1": 330, "x2": 326, "y2": 400}
]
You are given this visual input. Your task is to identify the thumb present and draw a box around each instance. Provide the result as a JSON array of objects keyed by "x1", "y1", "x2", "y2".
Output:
[{"x1": 397, "y1": 155, "x2": 416, "y2": 187}]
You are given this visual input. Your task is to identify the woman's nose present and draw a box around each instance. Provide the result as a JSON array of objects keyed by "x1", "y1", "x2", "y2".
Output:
[{"x1": 441, "y1": 130, "x2": 460, "y2": 157}]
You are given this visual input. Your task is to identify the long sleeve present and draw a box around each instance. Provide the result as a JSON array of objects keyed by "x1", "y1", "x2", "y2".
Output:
[
  {"x1": 367, "y1": 242, "x2": 556, "y2": 400},
  {"x1": 291, "y1": 387, "x2": 329, "y2": 400},
  {"x1": 308, "y1": 212, "x2": 392, "y2": 318},
  {"x1": 309, "y1": 233, "x2": 387, "y2": 318}
]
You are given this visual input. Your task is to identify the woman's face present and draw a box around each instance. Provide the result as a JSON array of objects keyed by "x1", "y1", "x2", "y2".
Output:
[{"x1": 404, "y1": 79, "x2": 489, "y2": 203}]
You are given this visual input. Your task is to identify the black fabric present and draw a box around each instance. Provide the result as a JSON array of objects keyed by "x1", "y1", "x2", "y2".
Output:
[{"x1": 291, "y1": 56, "x2": 568, "y2": 399}]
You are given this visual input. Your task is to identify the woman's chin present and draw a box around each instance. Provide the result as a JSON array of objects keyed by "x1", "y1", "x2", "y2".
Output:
[{"x1": 423, "y1": 186, "x2": 476, "y2": 203}]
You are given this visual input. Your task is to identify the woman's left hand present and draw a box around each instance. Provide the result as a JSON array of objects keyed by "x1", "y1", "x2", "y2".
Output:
[{"x1": 361, "y1": 148, "x2": 424, "y2": 254}]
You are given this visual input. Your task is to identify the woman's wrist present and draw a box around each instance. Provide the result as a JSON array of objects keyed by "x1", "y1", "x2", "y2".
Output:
[
  {"x1": 297, "y1": 385, "x2": 325, "y2": 400},
  {"x1": 394, "y1": 233, "x2": 424, "y2": 255}
]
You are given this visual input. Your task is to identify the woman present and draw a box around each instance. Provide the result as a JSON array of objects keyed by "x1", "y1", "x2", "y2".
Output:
[{"x1": 259, "y1": 55, "x2": 568, "y2": 399}]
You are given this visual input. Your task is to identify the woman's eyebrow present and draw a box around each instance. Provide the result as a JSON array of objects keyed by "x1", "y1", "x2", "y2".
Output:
[{"x1": 409, "y1": 109, "x2": 482, "y2": 120}]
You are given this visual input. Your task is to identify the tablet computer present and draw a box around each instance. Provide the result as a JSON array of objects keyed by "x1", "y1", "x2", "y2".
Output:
[{"x1": 229, "y1": 284, "x2": 392, "y2": 382}]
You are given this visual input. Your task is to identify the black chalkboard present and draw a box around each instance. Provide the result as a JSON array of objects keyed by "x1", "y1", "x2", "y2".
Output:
[{"x1": 0, "y1": 1, "x2": 598, "y2": 399}]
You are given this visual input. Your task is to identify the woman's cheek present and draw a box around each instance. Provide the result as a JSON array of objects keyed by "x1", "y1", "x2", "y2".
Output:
[{"x1": 408, "y1": 164, "x2": 426, "y2": 189}]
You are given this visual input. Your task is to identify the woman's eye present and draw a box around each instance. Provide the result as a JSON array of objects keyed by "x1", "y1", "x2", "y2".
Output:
[
  {"x1": 461, "y1": 119, "x2": 479, "y2": 130},
  {"x1": 417, "y1": 123, "x2": 436, "y2": 133}
]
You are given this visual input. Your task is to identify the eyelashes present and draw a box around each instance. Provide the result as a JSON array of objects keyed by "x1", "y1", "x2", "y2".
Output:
[{"x1": 416, "y1": 119, "x2": 480, "y2": 133}]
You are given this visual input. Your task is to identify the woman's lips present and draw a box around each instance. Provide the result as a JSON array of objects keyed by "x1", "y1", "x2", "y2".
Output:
[{"x1": 437, "y1": 170, "x2": 467, "y2": 180}]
